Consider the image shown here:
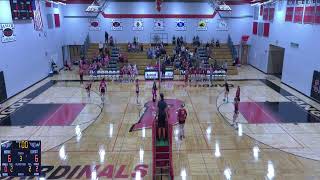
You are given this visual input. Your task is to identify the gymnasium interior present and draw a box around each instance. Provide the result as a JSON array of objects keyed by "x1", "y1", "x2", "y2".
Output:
[{"x1": 0, "y1": 0, "x2": 320, "y2": 179}]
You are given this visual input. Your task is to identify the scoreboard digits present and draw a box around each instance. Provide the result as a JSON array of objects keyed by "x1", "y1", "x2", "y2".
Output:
[
  {"x1": 9, "y1": 0, "x2": 34, "y2": 20},
  {"x1": 1, "y1": 140, "x2": 41, "y2": 177}
]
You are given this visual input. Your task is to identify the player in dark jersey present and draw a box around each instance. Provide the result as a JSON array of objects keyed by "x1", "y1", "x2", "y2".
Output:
[
  {"x1": 85, "y1": 80, "x2": 92, "y2": 98},
  {"x1": 233, "y1": 97, "x2": 239, "y2": 129},
  {"x1": 157, "y1": 93, "x2": 168, "y2": 140},
  {"x1": 152, "y1": 80, "x2": 157, "y2": 102},
  {"x1": 224, "y1": 82, "x2": 229, "y2": 102},
  {"x1": 135, "y1": 79, "x2": 140, "y2": 104}
]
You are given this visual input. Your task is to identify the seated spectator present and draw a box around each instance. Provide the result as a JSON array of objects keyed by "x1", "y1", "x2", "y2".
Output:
[
  {"x1": 109, "y1": 36, "x2": 114, "y2": 46},
  {"x1": 51, "y1": 61, "x2": 58, "y2": 74},
  {"x1": 99, "y1": 41, "x2": 104, "y2": 53},
  {"x1": 140, "y1": 44, "x2": 143, "y2": 52},
  {"x1": 216, "y1": 40, "x2": 220, "y2": 48},
  {"x1": 64, "y1": 61, "x2": 72, "y2": 71},
  {"x1": 172, "y1": 36, "x2": 176, "y2": 45}
]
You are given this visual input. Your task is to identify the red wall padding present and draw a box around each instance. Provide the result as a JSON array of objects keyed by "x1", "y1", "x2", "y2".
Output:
[
  {"x1": 54, "y1": 14, "x2": 60, "y2": 27},
  {"x1": 252, "y1": 22, "x2": 258, "y2": 35},
  {"x1": 263, "y1": 23, "x2": 270, "y2": 37}
]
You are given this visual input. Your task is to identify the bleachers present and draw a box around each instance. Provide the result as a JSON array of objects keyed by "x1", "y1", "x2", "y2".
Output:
[{"x1": 209, "y1": 44, "x2": 238, "y2": 75}]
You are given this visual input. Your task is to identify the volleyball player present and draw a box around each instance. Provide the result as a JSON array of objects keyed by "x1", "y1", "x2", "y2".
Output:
[
  {"x1": 177, "y1": 103, "x2": 187, "y2": 139},
  {"x1": 85, "y1": 80, "x2": 92, "y2": 98},
  {"x1": 224, "y1": 81, "x2": 229, "y2": 102},
  {"x1": 135, "y1": 79, "x2": 140, "y2": 104},
  {"x1": 99, "y1": 78, "x2": 107, "y2": 104},
  {"x1": 152, "y1": 80, "x2": 157, "y2": 102},
  {"x1": 232, "y1": 97, "x2": 239, "y2": 129}
]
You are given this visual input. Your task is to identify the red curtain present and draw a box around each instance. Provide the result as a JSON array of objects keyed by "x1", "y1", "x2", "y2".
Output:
[
  {"x1": 294, "y1": 7, "x2": 304, "y2": 23},
  {"x1": 303, "y1": 6, "x2": 315, "y2": 24},
  {"x1": 54, "y1": 14, "x2": 60, "y2": 27},
  {"x1": 252, "y1": 22, "x2": 258, "y2": 35},
  {"x1": 316, "y1": 6, "x2": 320, "y2": 24},
  {"x1": 263, "y1": 8, "x2": 269, "y2": 20},
  {"x1": 263, "y1": 23, "x2": 270, "y2": 37}
]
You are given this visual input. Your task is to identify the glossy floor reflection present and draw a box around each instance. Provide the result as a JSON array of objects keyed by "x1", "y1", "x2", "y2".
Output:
[{"x1": 1, "y1": 66, "x2": 320, "y2": 179}]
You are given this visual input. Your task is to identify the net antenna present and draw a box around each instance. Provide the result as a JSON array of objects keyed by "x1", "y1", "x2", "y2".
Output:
[
  {"x1": 208, "y1": 0, "x2": 232, "y2": 18},
  {"x1": 85, "y1": 0, "x2": 109, "y2": 17}
]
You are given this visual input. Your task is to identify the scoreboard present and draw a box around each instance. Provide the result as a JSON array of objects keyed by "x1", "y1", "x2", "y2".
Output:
[
  {"x1": 9, "y1": 0, "x2": 34, "y2": 20},
  {"x1": 1, "y1": 140, "x2": 41, "y2": 177}
]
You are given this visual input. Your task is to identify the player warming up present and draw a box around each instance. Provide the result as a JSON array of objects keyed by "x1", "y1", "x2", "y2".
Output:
[
  {"x1": 224, "y1": 81, "x2": 229, "y2": 102},
  {"x1": 232, "y1": 97, "x2": 240, "y2": 129},
  {"x1": 85, "y1": 80, "x2": 92, "y2": 98},
  {"x1": 135, "y1": 79, "x2": 140, "y2": 104},
  {"x1": 99, "y1": 78, "x2": 107, "y2": 104},
  {"x1": 152, "y1": 80, "x2": 157, "y2": 102},
  {"x1": 177, "y1": 103, "x2": 187, "y2": 139}
]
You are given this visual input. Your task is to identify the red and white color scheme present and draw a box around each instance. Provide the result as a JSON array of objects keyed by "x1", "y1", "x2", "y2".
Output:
[{"x1": 285, "y1": 0, "x2": 295, "y2": 22}]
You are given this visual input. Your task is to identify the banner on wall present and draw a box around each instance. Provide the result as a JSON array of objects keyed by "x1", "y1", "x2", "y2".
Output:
[
  {"x1": 1, "y1": 24, "x2": 16, "y2": 43},
  {"x1": 316, "y1": 5, "x2": 320, "y2": 24},
  {"x1": 216, "y1": 19, "x2": 228, "y2": 31},
  {"x1": 133, "y1": 19, "x2": 144, "y2": 31},
  {"x1": 311, "y1": 71, "x2": 320, "y2": 102},
  {"x1": 258, "y1": 22, "x2": 263, "y2": 36},
  {"x1": 263, "y1": 6, "x2": 269, "y2": 20},
  {"x1": 175, "y1": 19, "x2": 186, "y2": 31},
  {"x1": 304, "y1": 0, "x2": 316, "y2": 24},
  {"x1": 268, "y1": 3, "x2": 275, "y2": 22},
  {"x1": 33, "y1": 0, "x2": 43, "y2": 31},
  {"x1": 252, "y1": 22, "x2": 258, "y2": 35},
  {"x1": 294, "y1": 0, "x2": 305, "y2": 23},
  {"x1": 197, "y1": 19, "x2": 208, "y2": 31},
  {"x1": 89, "y1": 19, "x2": 100, "y2": 31},
  {"x1": 254, "y1": 6, "x2": 259, "y2": 20},
  {"x1": 111, "y1": 19, "x2": 122, "y2": 31},
  {"x1": 285, "y1": 0, "x2": 295, "y2": 22},
  {"x1": 154, "y1": 19, "x2": 165, "y2": 31}
]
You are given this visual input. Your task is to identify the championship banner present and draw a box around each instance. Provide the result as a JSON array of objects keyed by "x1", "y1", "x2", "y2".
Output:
[
  {"x1": 216, "y1": 19, "x2": 228, "y2": 31},
  {"x1": 263, "y1": 6, "x2": 269, "y2": 20},
  {"x1": 311, "y1": 71, "x2": 320, "y2": 102},
  {"x1": 258, "y1": 22, "x2": 263, "y2": 36},
  {"x1": 294, "y1": 0, "x2": 305, "y2": 23},
  {"x1": 33, "y1": 0, "x2": 43, "y2": 31},
  {"x1": 268, "y1": 3, "x2": 275, "y2": 22},
  {"x1": 133, "y1": 19, "x2": 143, "y2": 31},
  {"x1": 304, "y1": 0, "x2": 316, "y2": 24},
  {"x1": 175, "y1": 19, "x2": 186, "y2": 31},
  {"x1": 285, "y1": 0, "x2": 295, "y2": 22},
  {"x1": 89, "y1": 19, "x2": 100, "y2": 31},
  {"x1": 154, "y1": 19, "x2": 164, "y2": 31},
  {"x1": 111, "y1": 19, "x2": 122, "y2": 31},
  {"x1": 253, "y1": 6, "x2": 259, "y2": 20},
  {"x1": 1, "y1": 24, "x2": 16, "y2": 43},
  {"x1": 197, "y1": 19, "x2": 208, "y2": 31},
  {"x1": 252, "y1": 22, "x2": 258, "y2": 35}
]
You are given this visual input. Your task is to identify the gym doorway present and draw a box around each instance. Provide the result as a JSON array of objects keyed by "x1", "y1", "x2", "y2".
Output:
[{"x1": 267, "y1": 45, "x2": 285, "y2": 78}]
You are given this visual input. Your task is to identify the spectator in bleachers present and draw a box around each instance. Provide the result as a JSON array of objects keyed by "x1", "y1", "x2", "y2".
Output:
[
  {"x1": 223, "y1": 61, "x2": 228, "y2": 73},
  {"x1": 216, "y1": 40, "x2": 220, "y2": 48},
  {"x1": 140, "y1": 44, "x2": 143, "y2": 52},
  {"x1": 109, "y1": 36, "x2": 114, "y2": 46},
  {"x1": 172, "y1": 36, "x2": 176, "y2": 45},
  {"x1": 99, "y1": 41, "x2": 104, "y2": 53}
]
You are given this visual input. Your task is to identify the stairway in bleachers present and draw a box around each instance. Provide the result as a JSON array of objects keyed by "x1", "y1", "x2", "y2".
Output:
[{"x1": 209, "y1": 44, "x2": 238, "y2": 75}]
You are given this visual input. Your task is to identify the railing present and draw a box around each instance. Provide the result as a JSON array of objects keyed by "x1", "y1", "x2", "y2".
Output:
[
  {"x1": 227, "y1": 35, "x2": 237, "y2": 63},
  {"x1": 81, "y1": 34, "x2": 90, "y2": 58}
]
